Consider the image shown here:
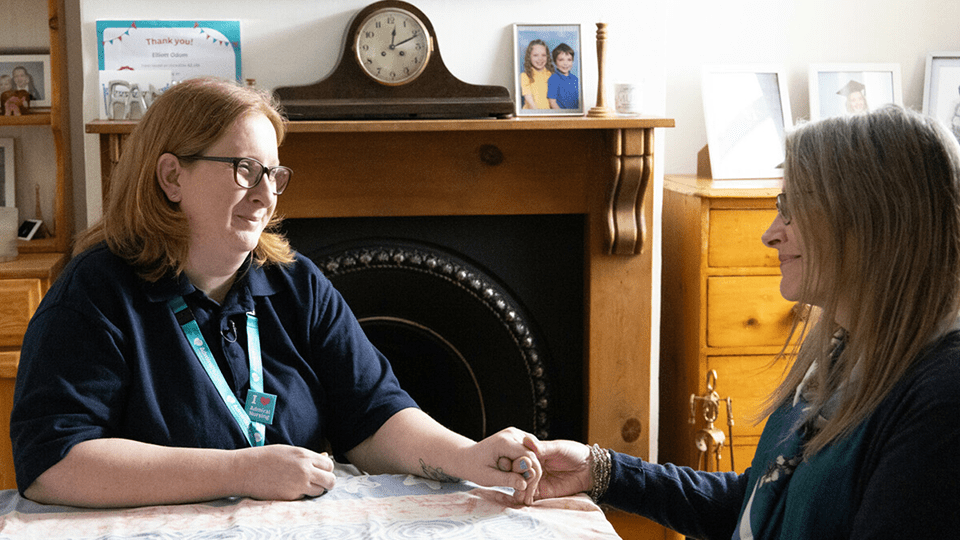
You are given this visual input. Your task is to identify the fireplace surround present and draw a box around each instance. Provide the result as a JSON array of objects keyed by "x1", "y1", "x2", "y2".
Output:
[{"x1": 88, "y1": 115, "x2": 674, "y2": 462}]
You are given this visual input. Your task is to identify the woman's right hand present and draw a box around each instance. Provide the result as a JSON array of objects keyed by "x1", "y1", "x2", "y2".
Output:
[
  {"x1": 25, "y1": 439, "x2": 337, "y2": 508},
  {"x1": 235, "y1": 445, "x2": 336, "y2": 500}
]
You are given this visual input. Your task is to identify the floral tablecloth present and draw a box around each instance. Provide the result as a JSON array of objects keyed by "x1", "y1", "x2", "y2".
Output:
[{"x1": 0, "y1": 465, "x2": 621, "y2": 539}]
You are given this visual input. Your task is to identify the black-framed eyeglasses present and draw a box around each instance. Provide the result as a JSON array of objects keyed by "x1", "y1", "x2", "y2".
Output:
[
  {"x1": 177, "y1": 155, "x2": 292, "y2": 195},
  {"x1": 776, "y1": 192, "x2": 791, "y2": 225}
]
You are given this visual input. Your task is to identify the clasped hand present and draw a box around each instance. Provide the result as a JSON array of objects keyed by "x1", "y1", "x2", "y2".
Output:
[
  {"x1": 475, "y1": 429, "x2": 595, "y2": 505},
  {"x1": 235, "y1": 432, "x2": 595, "y2": 506}
]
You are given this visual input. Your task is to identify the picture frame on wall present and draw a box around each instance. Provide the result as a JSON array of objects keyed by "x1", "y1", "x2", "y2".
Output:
[
  {"x1": 701, "y1": 65, "x2": 792, "y2": 180},
  {"x1": 809, "y1": 63, "x2": 902, "y2": 120},
  {"x1": 512, "y1": 24, "x2": 584, "y2": 116},
  {"x1": 922, "y1": 52, "x2": 960, "y2": 142},
  {"x1": 0, "y1": 138, "x2": 14, "y2": 208},
  {"x1": 0, "y1": 54, "x2": 52, "y2": 108}
]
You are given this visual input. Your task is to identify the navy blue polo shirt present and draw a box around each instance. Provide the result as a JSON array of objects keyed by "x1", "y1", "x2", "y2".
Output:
[{"x1": 11, "y1": 243, "x2": 417, "y2": 494}]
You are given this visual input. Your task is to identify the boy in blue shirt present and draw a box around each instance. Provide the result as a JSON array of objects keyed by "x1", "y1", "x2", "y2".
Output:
[{"x1": 547, "y1": 43, "x2": 579, "y2": 110}]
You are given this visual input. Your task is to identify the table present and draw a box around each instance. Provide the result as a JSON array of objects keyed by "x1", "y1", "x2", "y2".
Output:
[{"x1": 0, "y1": 464, "x2": 621, "y2": 539}]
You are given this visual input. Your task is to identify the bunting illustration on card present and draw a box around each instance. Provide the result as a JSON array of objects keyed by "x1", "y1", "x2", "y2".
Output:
[{"x1": 96, "y1": 20, "x2": 241, "y2": 82}]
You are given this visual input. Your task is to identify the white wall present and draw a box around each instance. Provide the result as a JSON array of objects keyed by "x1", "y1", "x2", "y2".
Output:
[{"x1": 661, "y1": 0, "x2": 960, "y2": 173}]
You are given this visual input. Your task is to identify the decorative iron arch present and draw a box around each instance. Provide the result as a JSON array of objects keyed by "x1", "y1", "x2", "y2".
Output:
[{"x1": 311, "y1": 239, "x2": 550, "y2": 440}]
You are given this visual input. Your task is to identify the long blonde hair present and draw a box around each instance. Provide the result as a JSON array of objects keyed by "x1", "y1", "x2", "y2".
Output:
[
  {"x1": 767, "y1": 105, "x2": 960, "y2": 456},
  {"x1": 523, "y1": 40, "x2": 554, "y2": 82},
  {"x1": 75, "y1": 77, "x2": 294, "y2": 281}
]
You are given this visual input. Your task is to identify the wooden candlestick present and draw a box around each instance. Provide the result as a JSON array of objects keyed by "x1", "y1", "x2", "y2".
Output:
[{"x1": 587, "y1": 22, "x2": 616, "y2": 118}]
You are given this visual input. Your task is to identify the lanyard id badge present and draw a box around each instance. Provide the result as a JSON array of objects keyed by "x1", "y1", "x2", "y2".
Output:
[{"x1": 170, "y1": 296, "x2": 276, "y2": 446}]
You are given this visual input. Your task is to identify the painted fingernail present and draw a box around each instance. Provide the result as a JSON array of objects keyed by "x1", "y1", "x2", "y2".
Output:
[
  {"x1": 519, "y1": 460, "x2": 528, "y2": 471},
  {"x1": 523, "y1": 471, "x2": 531, "y2": 479}
]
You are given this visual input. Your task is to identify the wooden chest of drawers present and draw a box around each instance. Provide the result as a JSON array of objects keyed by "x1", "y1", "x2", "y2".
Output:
[
  {"x1": 660, "y1": 175, "x2": 797, "y2": 473},
  {"x1": 0, "y1": 252, "x2": 68, "y2": 490}
]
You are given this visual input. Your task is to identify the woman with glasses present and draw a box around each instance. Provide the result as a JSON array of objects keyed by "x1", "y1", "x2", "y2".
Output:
[
  {"x1": 522, "y1": 105, "x2": 960, "y2": 539},
  {"x1": 11, "y1": 77, "x2": 541, "y2": 508}
]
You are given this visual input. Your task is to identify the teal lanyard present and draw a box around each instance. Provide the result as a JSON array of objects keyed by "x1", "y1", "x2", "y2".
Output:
[{"x1": 169, "y1": 296, "x2": 268, "y2": 447}]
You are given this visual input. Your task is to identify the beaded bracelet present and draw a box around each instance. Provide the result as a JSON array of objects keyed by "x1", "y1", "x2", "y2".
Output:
[{"x1": 588, "y1": 443, "x2": 611, "y2": 503}]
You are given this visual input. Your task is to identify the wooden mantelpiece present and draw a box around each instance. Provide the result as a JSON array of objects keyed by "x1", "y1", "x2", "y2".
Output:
[
  {"x1": 89, "y1": 117, "x2": 672, "y2": 256},
  {"x1": 90, "y1": 115, "x2": 674, "y2": 537}
]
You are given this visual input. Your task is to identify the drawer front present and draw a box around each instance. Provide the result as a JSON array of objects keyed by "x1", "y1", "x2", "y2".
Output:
[
  {"x1": 0, "y1": 279, "x2": 42, "y2": 348},
  {"x1": 707, "y1": 276, "x2": 797, "y2": 347},
  {"x1": 706, "y1": 354, "x2": 786, "y2": 439},
  {"x1": 708, "y1": 209, "x2": 779, "y2": 268}
]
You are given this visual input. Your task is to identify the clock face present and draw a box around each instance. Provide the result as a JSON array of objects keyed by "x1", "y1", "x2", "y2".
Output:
[{"x1": 355, "y1": 8, "x2": 432, "y2": 86}]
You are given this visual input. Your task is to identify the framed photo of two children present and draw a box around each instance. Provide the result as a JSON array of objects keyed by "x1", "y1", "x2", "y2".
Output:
[{"x1": 512, "y1": 24, "x2": 583, "y2": 116}]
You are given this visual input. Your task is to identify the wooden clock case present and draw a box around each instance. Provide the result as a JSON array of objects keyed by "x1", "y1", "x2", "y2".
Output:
[{"x1": 274, "y1": 1, "x2": 514, "y2": 120}]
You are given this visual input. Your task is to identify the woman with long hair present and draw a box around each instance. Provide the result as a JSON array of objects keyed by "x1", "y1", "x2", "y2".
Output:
[{"x1": 522, "y1": 105, "x2": 960, "y2": 539}]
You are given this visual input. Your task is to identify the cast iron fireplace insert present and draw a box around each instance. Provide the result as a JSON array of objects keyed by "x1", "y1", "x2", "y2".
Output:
[{"x1": 283, "y1": 213, "x2": 585, "y2": 442}]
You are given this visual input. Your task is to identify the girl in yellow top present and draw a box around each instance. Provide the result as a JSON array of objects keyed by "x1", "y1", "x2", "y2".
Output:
[{"x1": 520, "y1": 40, "x2": 554, "y2": 109}]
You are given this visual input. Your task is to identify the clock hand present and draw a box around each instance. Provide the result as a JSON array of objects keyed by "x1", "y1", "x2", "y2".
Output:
[
  {"x1": 394, "y1": 32, "x2": 419, "y2": 47},
  {"x1": 390, "y1": 27, "x2": 396, "y2": 48}
]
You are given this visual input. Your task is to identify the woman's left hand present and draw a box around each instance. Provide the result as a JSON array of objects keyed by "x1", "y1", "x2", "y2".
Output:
[
  {"x1": 345, "y1": 410, "x2": 543, "y2": 505},
  {"x1": 466, "y1": 427, "x2": 543, "y2": 505}
]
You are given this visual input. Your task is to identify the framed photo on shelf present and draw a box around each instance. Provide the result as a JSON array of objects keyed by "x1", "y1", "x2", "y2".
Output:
[
  {"x1": 0, "y1": 54, "x2": 51, "y2": 108},
  {"x1": 17, "y1": 219, "x2": 42, "y2": 241},
  {"x1": 922, "y1": 52, "x2": 960, "y2": 142},
  {"x1": 0, "y1": 138, "x2": 14, "y2": 208},
  {"x1": 809, "y1": 63, "x2": 902, "y2": 120},
  {"x1": 512, "y1": 24, "x2": 583, "y2": 116},
  {"x1": 701, "y1": 65, "x2": 792, "y2": 180}
]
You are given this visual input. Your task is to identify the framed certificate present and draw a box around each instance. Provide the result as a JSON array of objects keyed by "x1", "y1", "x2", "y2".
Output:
[{"x1": 97, "y1": 20, "x2": 241, "y2": 82}]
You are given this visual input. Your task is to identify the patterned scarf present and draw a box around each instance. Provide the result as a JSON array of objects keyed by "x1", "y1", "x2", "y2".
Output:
[{"x1": 732, "y1": 329, "x2": 847, "y2": 540}]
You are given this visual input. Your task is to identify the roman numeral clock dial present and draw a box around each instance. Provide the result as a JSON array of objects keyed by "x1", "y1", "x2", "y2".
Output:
[{"x1": 355, "y1": 8, "x2": 432, "y2": 85}]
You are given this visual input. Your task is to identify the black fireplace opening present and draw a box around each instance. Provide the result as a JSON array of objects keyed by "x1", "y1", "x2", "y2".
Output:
[{"x1": 282, "y1": 214, "x2": 585, "y2": 442}]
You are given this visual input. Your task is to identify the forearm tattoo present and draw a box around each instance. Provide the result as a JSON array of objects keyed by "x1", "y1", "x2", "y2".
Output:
[{"x1": 419, "y1": 458, "x2": 461, "y2": 482}]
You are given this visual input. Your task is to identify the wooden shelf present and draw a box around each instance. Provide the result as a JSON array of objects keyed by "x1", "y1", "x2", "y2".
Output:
[
  {"x1": 0, "y1": 252, "x2": 67, "y2": 281},
  {"x1": 15, "y1": 236, "x2": 58, "y2": 254},
  {"x1": 2, "y1": 0, "x2": 73, "y2": 256},
  {"x1": 86, "y1": 115, "x2": 675, "y2": 135},
  {"x1": 0, "y1": 111, "x2": 52, "y2": 126}
]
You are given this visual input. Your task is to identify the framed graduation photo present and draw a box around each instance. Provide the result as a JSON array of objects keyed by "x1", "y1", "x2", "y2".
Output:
[
  {"x1": 512, "y1": 24, "x2": 583, "y2": 116},
  {"x1": 809, "y1": 63, "x2": 902, "y2": 120}
]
